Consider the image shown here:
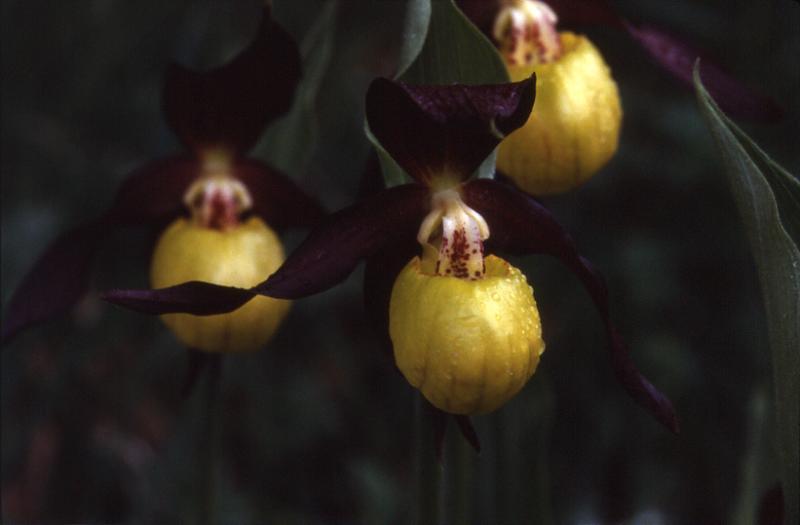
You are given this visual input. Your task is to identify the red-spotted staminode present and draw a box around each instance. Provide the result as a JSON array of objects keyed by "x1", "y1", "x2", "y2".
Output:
[
  {"x1": 102, "y1": 74, "x2": 678, "y2": 448},
  {"x1": 2, "y1": 7, "x2": 323, "y2": 358}
]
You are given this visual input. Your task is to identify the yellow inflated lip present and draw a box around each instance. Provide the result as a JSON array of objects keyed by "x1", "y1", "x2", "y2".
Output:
[
  {"x1": 150, "y1": 216, "x2": 290, "y2": 353},
  {"x1": 390, "y1": 255, "x2": 545, "y2": 414},
  {"x1": 497, "y1": 31, "x2": 622, "y2": 195}
]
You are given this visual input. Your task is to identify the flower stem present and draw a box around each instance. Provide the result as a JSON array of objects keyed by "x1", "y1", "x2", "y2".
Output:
[
  {"x1": 444, "y1": 427, "x2": 474, "y2": 524},
  {"x1": 414, "y1": 395, "x2": 441, "y2": 525},
  {"x1": 491, "y1": 412, "x2": 512, "y2": 525},
  {"x1": 198, "y1": 355, "x2": 222, "y2": 525}
]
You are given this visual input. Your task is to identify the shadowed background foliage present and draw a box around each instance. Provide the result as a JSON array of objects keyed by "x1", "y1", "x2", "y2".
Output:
[{"x1": 2, "y1": 0, "x2": 798, "y2": 523}]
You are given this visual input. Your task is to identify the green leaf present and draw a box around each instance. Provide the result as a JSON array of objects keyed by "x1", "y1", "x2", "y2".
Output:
[
  {"x1": 399, "y1": 0, "x2": 508, "y2": 85},
  {"x1": 255, "y1": 1, "x2": 338, "y2": 177},
  {"x1": 396, "y1": 0, "x2": 432, "y2": 79},
  {"x1": 695, "y1": 62, "x2": 800, "y2": 525},
  {"x1": 371, "y1": 0, "x2": 510, "y2": 187},
  {"x1": 732, "y1": 388, "x2": 778, "y2": 525}
]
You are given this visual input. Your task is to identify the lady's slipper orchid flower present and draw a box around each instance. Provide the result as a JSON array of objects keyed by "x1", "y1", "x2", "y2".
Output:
[
  {"x1": 492, "y1": 0, "x2": 622, "y2": 195},
  {"x1": 2, "y1": 7, "x2": 323, "y2": 354},
  {"x1": 103, "y1": 76, "x2": 679, "y2": 444},
  {"x1": 460, "y1": 0, "x2": 782, "y2": 123}
]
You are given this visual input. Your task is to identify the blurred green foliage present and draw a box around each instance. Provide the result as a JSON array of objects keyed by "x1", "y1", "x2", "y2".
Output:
[
  {"x1": 2, "y1": 0, "x2": 799, "y2": 523},
  {"x1": 696, "y1": 67, "x2": 800, "y2": 524}
]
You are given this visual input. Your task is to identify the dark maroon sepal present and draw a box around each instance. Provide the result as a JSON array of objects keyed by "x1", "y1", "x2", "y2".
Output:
[
  {"x1": 109, "y1": 156, "x2": 199, "y2": 224},
  {"x1": 365, "y1": 76, "x2": 535, "y2": 186},
  {"x1": 102, "y1": 281, "x2": 255, "y2": 316},
  {"x1": 454, "y1": 415, "x2": 481, "y2": 453},
  {"x1": 432, "y1": 406, "x2": 448, "y2": 463},
  {"x1": 235, "y1": 159, "x2": 326, "y2": 231},
  {"x1": 430, "y1": 411, "x2": 481, "y2": 460},
  {"x1": 463, "y1": 179, "x2": 679, "y2": 433},
  {"x1": 625, "y1": 23, "x2": 782, "y2": 122},
  {"x1": 547, "y1": 0, "x2": 622, "y2": 28},
  {"x1": 2, "y1": 219, "x2": 110, "y2": 344},
  {"x1": 254, "y1": 184, "x2": 429, "y2": 299},
  {"x1": 163, "y1": 7, "x2": 302, "y2": 154}
]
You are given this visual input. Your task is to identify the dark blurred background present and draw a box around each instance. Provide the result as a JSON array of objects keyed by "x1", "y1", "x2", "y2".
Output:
[{"x1": 2, "y1": 0, "x2": 798, "y2": 523}]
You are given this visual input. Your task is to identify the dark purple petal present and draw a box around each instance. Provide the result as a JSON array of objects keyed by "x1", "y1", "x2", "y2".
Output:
[
  {"x1": 363, "y1": 236, "x2": 418, "y2": 355},
  {"x1": 1, "y1": 156, "x2": 199, "y2": 343},
  {"x1": 625, "y1": 22, "x2": 782, "y2": 122},
  {"x1": 102, "y1": 184, "x2": 427, "y2": 316},
  {"x1": 454, "y1": 415, "x2": 481, "y2": 453},
  {"x1": 254, "y1": 184, "x2": 429, "y2": 299},
  {"x1": 547, "y1": 0, "x2": 622, "y2": 27},
  {"x1": 108, "y1": 156, "x2": 199, "y2": 225},
  {"x1": 102, "y1": 281, "x2": 255, "y2": 316},
  {"x1": 163, "y1": 7, "x2": 302, "y2": 154},
  {"x1": 365, "y1": 76, "x2": 535, "y2": 185},
  {"x1": 235, "y1": 159, "x2": 326, "y2": 231},
  {"x1": 2, "y1": 219, "x2": 110, "y2": 344},
  {"x1": 463, "y1": 178, "x2": 679, "y2": 433}
]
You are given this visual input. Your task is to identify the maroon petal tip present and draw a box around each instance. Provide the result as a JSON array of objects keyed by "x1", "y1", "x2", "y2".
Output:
[
  {"x1": 102, "y1": 281, "x2": 255, "y2": 316},
  {"x1": 432, "y1": 406, "x2": 448, "y2": 464},
  {"x1": 464, "y1": 179, "x2": 679, "y2": 433},
  {"x1": 625, "y1": 21, "x2": 783, "y2": 122},
  {"x1": 365, "y1": 76, "x2": 535, "y2": 185},
  {"x1": 254, "y1": 184, "x2": 428, "y2": 300},
  {"x1": 163, "y1": 7, "x2": 302, "y2": 154}
]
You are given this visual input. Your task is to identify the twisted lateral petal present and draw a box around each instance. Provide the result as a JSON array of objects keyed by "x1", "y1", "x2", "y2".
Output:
[
  {"x1": 624, "y1": 23, "x2": 781, "y2": 122},
  {"x1": 103, "y1": 281, "x2": 255, "y2": 316},
  {"x1": 2, "y1": 156, "x2": 199, "y2": 344},
  {"x1": 463, "y1": 178, "x2": 679, "y2": 433},
  {"x1": 365, "y1": 76, "x2": 535, "y2": 185},
  {"x1": 234, "y1": 159, "x2": 326, "y2": 231},
  {"x1": 2, "y1": 219, "x2": 109, "y2": 344},
  {"x1": 101, "y1": 184, "x2": 429, "y2": 315},
  {"x1": 163, "y1": 6, "x2": 302, "y2": 154},
  {"x1": 255, "y1": 184, "x2": 429, "y2": 299}
]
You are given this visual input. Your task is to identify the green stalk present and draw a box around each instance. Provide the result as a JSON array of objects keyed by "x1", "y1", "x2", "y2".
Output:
[
  {"x1": 444, "y1": 427, "x2": 474, "y2": 525},
  {"x1": 492, "y1": 377, "x2": 555, "y2": 525},
  {"x1": 492, "y1": 412, "x2": 512, "y2": 525},
  {"x1": 415, "y1": 395, "x2": 442, "y2": 525},
  {"x1": 198, "y1": 355, "x2": 222, "y2": 525}
]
